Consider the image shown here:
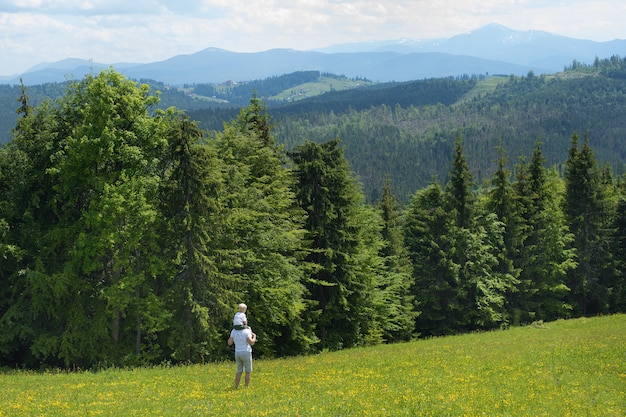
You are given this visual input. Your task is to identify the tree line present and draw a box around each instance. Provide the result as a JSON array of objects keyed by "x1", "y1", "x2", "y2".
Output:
[{"x1": 0, "y1": 69, "x2": 624, "y2": 370}]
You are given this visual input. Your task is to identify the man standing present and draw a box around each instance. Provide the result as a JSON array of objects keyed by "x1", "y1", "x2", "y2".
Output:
[{"x1": 228, "y1": 326, "x2": 257, "y2": 388}]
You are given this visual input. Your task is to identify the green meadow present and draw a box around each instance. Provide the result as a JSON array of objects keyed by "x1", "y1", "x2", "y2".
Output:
[{"x1": 1, "y1": 315, "x2": 624, "y2": 416}]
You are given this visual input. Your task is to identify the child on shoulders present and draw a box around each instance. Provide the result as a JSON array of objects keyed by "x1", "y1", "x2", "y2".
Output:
[{"x1": 233, "y1": 303, "x2": 249, "y2": 331}]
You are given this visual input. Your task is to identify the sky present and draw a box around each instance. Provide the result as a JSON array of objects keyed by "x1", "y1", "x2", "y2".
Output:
[{"x1": 1, "y1": 0, "x2": 625, "y2": 76}]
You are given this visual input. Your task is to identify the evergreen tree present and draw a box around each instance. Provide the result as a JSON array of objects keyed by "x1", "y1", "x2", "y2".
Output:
[
  {"x1": 350, "y1": 204, "x2": 392, "y2": 345},
  {"x1": 16, "y1": 79, "x2": 33, "y2": 119},
  {"x1": 212, "y1": 98, "x2": 311, "y2": 357},
  {"x1": 611, "y1": 177, "x2": 626, "y2": 312},
  {"x1": 376, "y1": 177, "x2": 416, "y2": 342},
  {"x1": 157, "y1": 111, "x2": 228, "y2": 362},
  {"x1": 0, "y1": 99, "x2": 63, "y2": 367},
  {"x1": 289, "y1": 139, "x2": 373, "y2": 350},
  {"x1": 445, "y1": 135, "x2": 474, "y2": 229},
  {"x1": 235, "y1": 93, "x2": 273, "y2": 146},
  {"x1": 460, "y1": 210, "x2": 515, "y2": 329},
  {"x1": 564, "y1": 133, "x2": 617, "y2": 315},
  {"x1": 404, "y1": 182, "x2": 462, "y2": 336},
  {"x1": 444, "y1": 135, "x2": 476, "y2": 331},
  {"x1": 509, "y1": 156, "x2": 536, "y2": 322},
  {"x1": 442, "y1": 136, "x2": 515, "y2": 330},
  {"x1": 512, "y1": 145, "x2": 574, "y2": 323},
  {"x1": 0, "y1": 144, "x2": 25, "y2": 365},
  {"x1": 484, "y1": 146, "x2": 522, "y2": 318}
]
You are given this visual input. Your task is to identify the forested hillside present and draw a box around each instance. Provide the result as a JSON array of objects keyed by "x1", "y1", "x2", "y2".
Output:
[
  {"x1": 1, "y1": 68, "x2": 625, "y2": 370},
  {"x1": 279, "y1": 58, "x2": 626, "y2": 202},
  {"x1": 188, "y1": 56, "x2": 626, "y2": 203}
]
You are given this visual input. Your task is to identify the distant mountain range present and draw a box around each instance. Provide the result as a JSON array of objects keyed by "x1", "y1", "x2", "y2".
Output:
[
  {"x1": 2, "y1": 23, "x2": 626, "y2": 86},
  {"x1": 314, "y1": 23, "x2": 626, "y2": 69}
]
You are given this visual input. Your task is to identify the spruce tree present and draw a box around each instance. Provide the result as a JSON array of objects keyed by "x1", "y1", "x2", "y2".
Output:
[
  {"x1": 404, "y1": 182, "x2": 462, "y2": 336},
  {"x1": 444, "y1": 136, "x2": 476, "y2": 331},
  {"x1": 289, "y1": 139, "x2": 373, "y2": 350},
  {"x1": 157, "y1": 112, "x2": 228, "y2": 362},
  {"x1": 376, "y1": 177, "x2": 416, "y2": 342},
  {"x1": 611, "y1": 177, "x2": 626, "y2": 313},
  {"x1": 212, "y1": 98, "x2": 311, "y2": 357},
  {"x1": 443, "y1": 136, "x2": 516, "y2": 330},
  {"x1": 484, "y1": 146, "x2": 522, "y2": 319},
  {"x1": 446, "y1": 135, "x2": 474, "y2": 229},
  {"x1": 0, "y1": 98, "x2": 63, "y2": 367},
  {"x1": 564, "y1": 133, "x2": 616, "y2": 315},
  {"x1": 513, "y1": 145, "x2": 574, "y2": 322}
]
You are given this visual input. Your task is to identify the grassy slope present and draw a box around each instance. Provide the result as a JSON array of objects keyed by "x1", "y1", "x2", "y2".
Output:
[
  {"x1": 1, "y1": 315, "x2": 624, "y2": 416},
  {"x1": 269, "y1": 76, "x2": 373, "y2": 102},
  {"x1": 455, "y1": 75, "x2": 509, "y2": 104}
]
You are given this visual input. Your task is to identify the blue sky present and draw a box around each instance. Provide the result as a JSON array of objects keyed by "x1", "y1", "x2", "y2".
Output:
[{"x1": 1, "y1": 0, "x2": 625, "y2": 75}]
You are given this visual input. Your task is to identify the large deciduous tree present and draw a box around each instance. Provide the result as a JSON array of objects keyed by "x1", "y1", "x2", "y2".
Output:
[{"x1": 0, "y1": 70, "x2": 172, "y2": 367}]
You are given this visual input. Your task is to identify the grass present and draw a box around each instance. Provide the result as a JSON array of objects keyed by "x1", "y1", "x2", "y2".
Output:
[
  {"x1": 455, "y1": 75, "x2": 509, "y2": 104},
  {"x1": 270, "y1": 76, "x2": 372, "y2": 102},
  {"x1": 1, "y1": 315, "x2": 624, "y2": 416}
]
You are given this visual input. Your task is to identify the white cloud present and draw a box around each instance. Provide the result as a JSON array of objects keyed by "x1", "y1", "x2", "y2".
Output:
[{"x1": 0, "y1": 0, "x2": 167, "y2": 14}]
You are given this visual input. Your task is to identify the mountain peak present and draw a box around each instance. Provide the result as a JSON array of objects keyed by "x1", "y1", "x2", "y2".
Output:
[
  {"x1": 26, "y1": 58, "x2": 101, "y2": 73},
  {"x1": 199, "y1": 47, "x2": 231, "y2": 53},
  {"x1": 471, "y1": 22, "x2": 512, "y2": 33}
]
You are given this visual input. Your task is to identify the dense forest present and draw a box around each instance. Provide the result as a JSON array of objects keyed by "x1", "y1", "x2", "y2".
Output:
[{"x1": 1, "y1": 68, "x2": 625, "y2": 370}]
